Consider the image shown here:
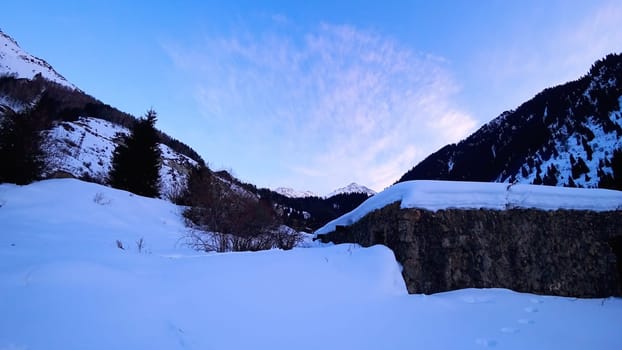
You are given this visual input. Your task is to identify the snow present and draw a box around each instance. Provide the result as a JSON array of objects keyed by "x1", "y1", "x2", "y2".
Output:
[
  {"x1": 274, "y1": 183, "x2": 376, "y2": 199},
  {"x1": 325, "y1": 182, "x2": 377, "y2": 198},
  {"x1": 316, "y1": 180, "x2": 622, "y2": 235},
  {"x1": 1, "y1": 179, "x2": 621, "y2": 350},
  {"x1": 43, "y1": 117, "x2": 127, "y2": 182},
  {"x1": 510, "y1": 93, "x2": 622, "y2": 188},
  {"x1": 0, "y1": 31, "x2": 75, "y2": 89},
  {"x1": 274, "y1": 186, "x2": 318, "y2": 198},
  {"x1": 43, "y1": 116, "x2": 197, "y2": 198}
]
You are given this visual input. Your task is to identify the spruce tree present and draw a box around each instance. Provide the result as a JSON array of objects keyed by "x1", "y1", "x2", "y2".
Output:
[
  {"x1": 0, "y1": 111, "x2": 44, "y2": 185},
  {"x1": 108, "y1": 109, "x2": 161, "y2": 197}
]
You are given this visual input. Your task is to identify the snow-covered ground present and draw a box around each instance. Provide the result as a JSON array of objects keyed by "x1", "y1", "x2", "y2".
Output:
[
  {"x1": 316, "y1": 180, "x2": 622, "y2": 235},
  {"x1": 1, "y1": 179, "x2": 621, "y2": 350}
]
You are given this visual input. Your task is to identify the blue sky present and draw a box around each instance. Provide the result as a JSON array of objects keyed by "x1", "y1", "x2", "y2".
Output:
[{"x1": 2, "y1": 1, "x2": 621, "y2": 194}]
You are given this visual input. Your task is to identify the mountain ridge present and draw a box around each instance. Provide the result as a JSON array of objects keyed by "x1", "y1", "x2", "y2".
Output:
[
  {"x1": 0, "y1": 29, "x2": 372, "y2": 231},
  {"x1": 326, "y1": 182, "x2": 377, "y2": 198},
  {"x1": 398, "y1": 53, "x2": 622, "y2": 190},
  {"x1": 0, "y1": 30, "x2": 75, "y2": 90}
]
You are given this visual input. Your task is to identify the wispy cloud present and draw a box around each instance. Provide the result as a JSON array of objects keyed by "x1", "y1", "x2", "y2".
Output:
[
  {"x1": 166, "y1": 21, "x2": 476, "y2": 193},
  {"x1": 473, "y1": 2, "x2": 622, "y2": 116}
]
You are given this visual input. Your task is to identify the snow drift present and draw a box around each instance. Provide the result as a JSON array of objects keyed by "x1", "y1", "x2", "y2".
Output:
[{"x1": 1, "y1": 179, "x2": 621, "y2": 349}]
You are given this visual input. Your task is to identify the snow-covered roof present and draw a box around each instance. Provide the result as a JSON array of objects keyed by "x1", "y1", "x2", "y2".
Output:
[{"x1": 315, "y1": 180, "x2": 622, "y2": 235}]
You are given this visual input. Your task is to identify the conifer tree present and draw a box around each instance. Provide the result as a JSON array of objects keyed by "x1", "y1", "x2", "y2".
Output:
[
  {"x1": 108, "y1": 109, "x2": 161, "y2": 197},
  {"x1": 0, "y1": 111, "x2": 44, "y2": 185}
]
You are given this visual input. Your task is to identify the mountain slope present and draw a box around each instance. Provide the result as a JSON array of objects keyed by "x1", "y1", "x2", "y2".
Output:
[
  {"x1": 399, "y1": 53, "x2": 622, "y2": 190},
  {"x1": 274, "y1": 186, "x2": 318, "y2": 198},
  {"x1": 0, "y1": 30, "x2": 75, "y2": 89},
  {"x1": 43, "y1": 116, "x2": 198, "y2": 197},
  {"x1": 0, "y1": 30, "x2": 206, "y2": 197},
  {"x1": 0, "y1": 29, "x2": 371, "y2": 230}
]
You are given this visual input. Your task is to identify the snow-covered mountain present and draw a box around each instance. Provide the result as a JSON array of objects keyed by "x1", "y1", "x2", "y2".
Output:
[
  {"x1": 274, "y1": 183, "x2": 376, "y2": 199},
  {"x1": 0, "y1": 30, "x2": 75, "y2": 89},
  {"x1": 0, "y1": 30, "x2": 204, "y2": 198},
  {"x1": 399, "y1": 53, "x2": 622, "y2": 190},
  {"x1": 326, "y1": 182, "x2": 376, "y2": 198},
  {"x1": 274, "y1": 186, "x2": 318, "y2": 198},
  {"x1": 0, "y1": 29, "x2": 369, "y2": 231}
]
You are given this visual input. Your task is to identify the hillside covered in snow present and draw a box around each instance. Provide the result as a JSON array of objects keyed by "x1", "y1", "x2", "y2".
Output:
[
  {"x1": 0, "y1": 30, "x2": 75, "y2": 89},
  {"x1": 1, "y1": 179, "x2": 621, "y2": 350},
  {"x1": 399, "y1": 53, "x2": 622, "y2": 190},
  {"x1": 43, "y1": 116, "x2": 198, "y2": 197}
]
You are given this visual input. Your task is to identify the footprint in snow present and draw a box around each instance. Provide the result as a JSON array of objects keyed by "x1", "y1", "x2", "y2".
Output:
[
  {"x1": 524, "y1": 306, "x2": 539, "y2": 313},
  {"x1": 530, "y1": 298, "x2": 544, "y2": 304},
  {"x1": 475, "y1": 338, "x2": 498, "y2": 347},
  {"x1": 461, "y1": 295, "x2": 492, "y2": 304},
  {"x1": 517, "y1": 318, "x2": 535, "y2": 325},
  {"x1": 166, "y1": 321, "x2": 189, "y2": 349},
  {"x1": 500, "y1": 327, "x2": 520, "y2": 334}
]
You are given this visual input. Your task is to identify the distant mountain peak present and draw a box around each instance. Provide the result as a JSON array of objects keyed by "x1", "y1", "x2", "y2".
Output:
[
  {"x1": 326, "y1": 183, "x2": 376, "y2": 198},
  {"x1": 0, "y1": 30, "x2": 76, "y2": 89},
  {"x1": 274, "y1": 187, "x2": 318, "y2": 198}
]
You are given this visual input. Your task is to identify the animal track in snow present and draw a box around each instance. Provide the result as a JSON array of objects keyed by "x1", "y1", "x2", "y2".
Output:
[
  {"x1": 475, "y1": 338, "x2": 498, "y2": 347},
  {"x1": 461, "y1": 295, "x2": 493, "y2": 304},
  {"x1": 517, "y1": 318, "x2": 535, "y2": 325},
  {"x1": 500, "y1": 327, "x2": 519, "y2": 334}
]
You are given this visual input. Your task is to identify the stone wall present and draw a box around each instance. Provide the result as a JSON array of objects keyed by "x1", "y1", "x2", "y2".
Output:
[{"x1": 317, "y1": 203, "x2": 622, "y2": 297}]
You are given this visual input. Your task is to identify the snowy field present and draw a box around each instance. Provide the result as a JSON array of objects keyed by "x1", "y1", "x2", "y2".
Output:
[{"x1": 1, "y1": 179, "x2": 621, "y2": 350}]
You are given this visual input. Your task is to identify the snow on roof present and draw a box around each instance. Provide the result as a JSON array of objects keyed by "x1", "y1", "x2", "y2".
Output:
[{"x1": 315, "y1": 180, "x2": 622, "y2": 235}]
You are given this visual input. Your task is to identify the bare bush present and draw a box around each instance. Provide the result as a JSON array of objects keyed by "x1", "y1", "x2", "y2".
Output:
[
  {"x1": 136, "y1": 237, "x2": 145, "y2": 253},
  {"x1": 185, "y1": 225, "x2": 304, "y2": 253},
  {"x1": 163, "y1": 180, "x2": 187, "y2": 205},
  {"x1": 93, "y1": 192, "x2": 111, "y2": 205},
  {"x1": 182, "y1": 166, "x2": 294, "y2": 252},
  {"x1": 271, "y1": 225, "x2": 305, "y2": 250}
]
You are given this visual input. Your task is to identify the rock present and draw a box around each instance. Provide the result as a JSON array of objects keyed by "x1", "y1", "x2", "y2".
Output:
[{"x1": 317, "y1": 206, "x2": 622, "y2": 297}]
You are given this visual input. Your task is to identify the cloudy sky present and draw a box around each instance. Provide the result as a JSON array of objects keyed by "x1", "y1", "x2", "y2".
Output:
[{"x1": 2, "y1": 1, "x2": 621, "y2": 194}]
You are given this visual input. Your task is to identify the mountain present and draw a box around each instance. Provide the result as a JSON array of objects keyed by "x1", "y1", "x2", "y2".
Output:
[
  {"x1": 0, "y1": 30, "x2": 75, "y2": 90},
  {"x1": 274, "y1": 187, "x2": 318, "y2": 198},
  {"x1": 274, "y1": 183, "x2": 376, "y2": 199},
  {"x1": 398, "y1": 53, "x2": 622, "y2": 190},
  {"x1": 326, "y1": 182, "x2": 377, "y2": 198},
  {"x1": 0, "y1": 29, "x2": 371, "y2": 231},
  {"x1": 0, "y1": 29, "x2": 205, "y2": 197}
]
